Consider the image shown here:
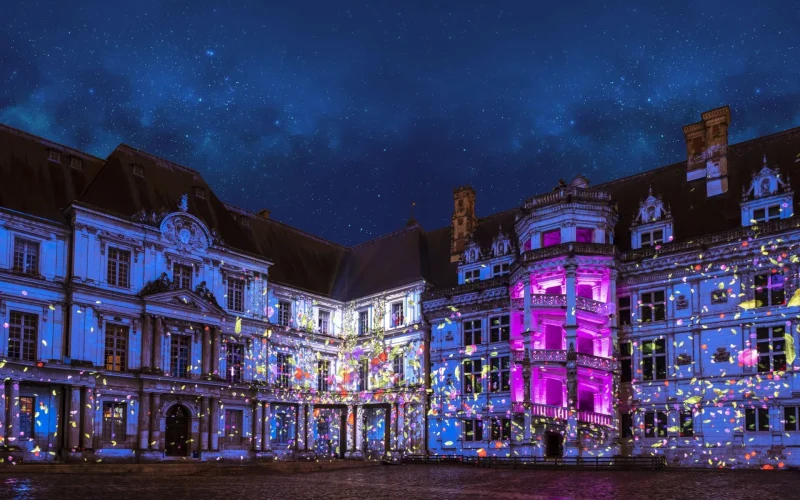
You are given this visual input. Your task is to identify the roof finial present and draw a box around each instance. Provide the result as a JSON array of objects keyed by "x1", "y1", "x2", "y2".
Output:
[
  {"x1": 763, "y1": 152, "x2": 768, "y2": 168},
  {"x1": 648, "y1": 185, "x2": 653, "y2": 197},
  {"x1": 177, "y1": 193, "x2": 188, "y2": 212},
  {"x1": 405, "y1": 201, "x2": 418, "y2": 227}
]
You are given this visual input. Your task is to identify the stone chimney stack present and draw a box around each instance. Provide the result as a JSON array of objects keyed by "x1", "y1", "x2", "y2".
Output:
[
  {"x1": 451, "y1": 185, "x2": 476, "y2": 263},
  {"x1": 682, "y1": 105, "x2": 731, "y2": 197},
  {"x1": 257, "y1": 209, "x2": 271, "y2": 219}
]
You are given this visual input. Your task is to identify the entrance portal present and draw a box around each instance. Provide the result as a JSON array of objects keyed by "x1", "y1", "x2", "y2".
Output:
[
  {"x1": 165, "y1": 405, "x2": 190, "y2": 457},
  {"x1": 363, "y1": 406, "x2": 388, "y2": 460},
  {"x1": 545, "y1": 432, "x2": 563, "y2": 458},
  {"x1": 314, "y1": 407, "x2": 346, "y2": 458}
]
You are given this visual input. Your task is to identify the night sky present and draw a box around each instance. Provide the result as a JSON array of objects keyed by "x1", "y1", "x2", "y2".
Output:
[{"x1": 2, "y1": 1, "x2": 798, "y2": 245}]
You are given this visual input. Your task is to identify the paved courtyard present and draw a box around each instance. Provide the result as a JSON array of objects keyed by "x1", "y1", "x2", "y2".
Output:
[{"x1": 2, "y1": 465, "x2": 800, "y2": 500}]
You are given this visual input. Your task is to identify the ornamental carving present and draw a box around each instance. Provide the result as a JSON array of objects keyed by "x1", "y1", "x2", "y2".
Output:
[
  {"x1": 713, "y1": 347, "x2": 730, "y2": 363},
  {"x1": 632, "y1": 186, "x2": 671, "y2": 227},
  {"x1": 132, "y1": 207, "x2": 170, "y2": 226},
  {"x1": 676, "y1": 353, "x2": 692, "y2": 366},
  {"x1": 675, "y1": 294, "x2": 689, "y2": 310},
  {"x1": 491, "y1": 225, "x2": 514, "y2": 257},
  {"x1": 711, "y1": 290, "x2": 728, "y2": 304},
  {"x1": 742, "y1": 154, "x2": 791, "y2": 200},
  {"x1": 161, "y1": 214, "x2": 210, "y2": 252}
]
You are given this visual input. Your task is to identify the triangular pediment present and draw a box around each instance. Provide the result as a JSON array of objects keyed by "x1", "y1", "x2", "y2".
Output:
[{"x1": 143, "y1": 288, "x2": 226, "y2": 315}]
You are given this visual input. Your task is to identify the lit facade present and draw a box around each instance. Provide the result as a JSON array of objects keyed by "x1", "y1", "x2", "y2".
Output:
[{"x1": 2, "y1": 105, "x2": 800, "y2": 468}]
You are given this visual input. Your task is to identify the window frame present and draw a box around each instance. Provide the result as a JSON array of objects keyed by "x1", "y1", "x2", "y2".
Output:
[
  {"x1": 101, "y1": 401, "x2": 126, "y2": 442},
  {"x1": 226, "y1": 342, "x2": 245, "y2": 384},
  {"x1": 318, "y1": 309, "x2": 331, "y2": 335},
  {"x1": 169, "y1": 334, "x2": 191, "y2": 378},
  {"x1": 644, "y1": 411, "x2": 668, "y2": 438},
  {"x1": 753, "y1": 205, "x2": 781, "y2": 222},
  {"x1": 357, "y1": 309, "x2": 369, "y2": 335},
  {"x1": 619, "y1": 341, "x2": 632, "y2": 383},
  {"x1": 8, "y1": 311, "x2": 38, "y2": 361},
  {"x1": 463, "y1": 268, "x2": 481, "y2": 283},
  {"x1": 173, "y1": 263, "x2": 193, "y2": 290},
  {"x1": 276, "y1": 353, "x2": 292, "y2": 389},
  {"x1": 618, "y1": 296, "x2": 632, "y2": 326},
  {"x1": 48, "y1": 150, "x2": 61, "y2": 162},
  {"x1": 390, "y1": 301, "x2": 404, "y2": 328},
  {"x1": 463, "y1": 418, "x2": 484, "y2": 442},
  {"x1": 541, "y1": 229, "x2": 561, "y2": 247},
  {"x1": 317, "y1": 359, "x2": 331, "y2": 391},
  {"x1": 392, "y1": 352, "x2": 404, "y2": 384},
  {"x1": 358, "y1": 358, "x2": 370, "y2": 391},
  {"x1": 641, "y1": 337, "x2": 667, "y2": 381},
  {"x1": 756, "y1": 325, "x2": 787, "y2": 373},
  {"x1": 227, "y1": 277, "x2": 245, "y2": 312},
  {"x1": 489, "y1": 356, "x2": 510, "y2": 393},
  {"x1": 106, "y1": 247, "x2": 131, "y2": 288},
  {"x1": 679, "y1": 411, "x2": 694, "y2": 437},
  {"x1": 463, "y1": 319, "x2": 482, "y2": 346},
  {"x1": 104, "y1": 323, "x2": 129, "y2": 372},
  {"x1": 19, "y1": 396, "x2": 35, "y2": 440},
  {"x1": 745, "y1": 407, "x2": 770, "y2": 432},
  {"x1": 488, "y1": 315, "x2": 510, "y2": 343},
  {"x1": 784, "y1": 406, "x2": 799, "y2": 432},
  {"x1": 13, "y1": 237, "x2": 40, "y2": 275},
  {"x1": 490, "y1": 417, "x2": 511, "y2": 441},
  {"x1": 224, "y1": 409, "x2": 244, "y2": 445},
  {"x1": 277, "y1": 300, "x2": 292, "y2": 326},
  {"x1": 639, "y1": 290, "x2": 666, "y2": 323},
  {"x1": 575, "y1": 227, "x2": 594, "y2": 243},
  {"x1": 492, "y1": 262, "x2": 510, "y2": 277},
  {"x1": 640, "y1": 229, "x2": 664, "y2": 247},
  {"x1": 754, "y1": 273, "x2": 786, "y2": 308},
  {"x1": 463, "y1": 358, "x2": 483, "y2": 395}
]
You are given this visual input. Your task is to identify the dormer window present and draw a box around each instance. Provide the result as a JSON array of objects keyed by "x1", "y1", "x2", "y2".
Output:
[
  {"x1": 132, "y1": 163, "x2": 145, "y2": 177},
  {"x1": 48, "y1": 150, "x2": 61, "y2": 162},
  {"x1": 239, "y1": 216, "x2": 250, "y2": 227},
  {"x1": 193, "y1": 186, "x2": 205, "y2": 199},
  {"x1": 69, "y1": 157, "x2": 83, "y2": 170},
  {"x1": 741, "y1": 154, "x2": 793, "y2": 226},
  {"x1": 492, "y1": 262, "x2": 510, "y2": 277},
  {"x1": 753, "y1": 205, "x2": 781, "y2": 223},
  {"x1": 640, "y1": 229, "x2": 663, "y2": 247},
  {"x1": 631, "y1": 187, "x2": 673, "y2": 250},
  {"x1": 464, "y1": 269, "x2": 480, "y2": 283}
]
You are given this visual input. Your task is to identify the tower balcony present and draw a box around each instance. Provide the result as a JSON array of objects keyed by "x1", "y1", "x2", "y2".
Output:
[
  {"x1": 512, "y1": 402, "x2": 615, "y2": 428},
  {"x1": 512, "y1": 349, "x2": 615, "y2": 372},
  {"x1": 511, "y1": 295, "x2": 610, "y2": 315},
  {"x1": 520, "y1": 242, "x2": 616, "y2": 264}
]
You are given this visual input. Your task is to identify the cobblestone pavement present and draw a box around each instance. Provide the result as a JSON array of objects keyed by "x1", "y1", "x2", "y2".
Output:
[{"x1": 2, "y1": 465, "x2": 800, "y2": 500}]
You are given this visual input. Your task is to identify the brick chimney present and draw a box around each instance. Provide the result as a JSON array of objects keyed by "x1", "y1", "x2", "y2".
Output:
[
  {"x1": 682, "y1": 105, "x2": 731, "y2": 197},
  {"x1": 451, "y1": 185, "x2": 476, "y2": 263},
  {"x1": 257, "y1": 209, "x2": 271, "y2": 219}
]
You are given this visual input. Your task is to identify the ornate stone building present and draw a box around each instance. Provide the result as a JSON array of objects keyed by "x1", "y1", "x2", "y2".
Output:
[{"x1": 2, "y1": 105, "x2": 800, "y2": 468}]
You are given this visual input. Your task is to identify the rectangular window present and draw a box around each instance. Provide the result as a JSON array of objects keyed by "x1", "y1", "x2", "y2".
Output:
[
  {"x1": 756, "y1": 326, "x2": 787, "y2": 373},
  {"x1": 644, "y1": 411, "x2": 668, "y2": 438},
  {"x1": 278, "y1": 300, "x2": 292, "y2": 326},
  {"x1": 318, "y1": 310, "x2": 330, "y2": 334},
  {"x1": 226, "y1": 343, "x2": 244, "y2": 384},
  {"x1": 492, "y1": 263, "x2": 510, "y2": 277},
  {"x1": 19, "y1": 396, "x2": 35, "y2": 440},
  {"x1": 489, "y1": 356, "x2": 510, "y2": 392},
  {"x1": 642, "y1": 338, "x2": 667, "y2": 381},
  {"x1": 358, "y1": 310, "x2": 369, "y2": 335},
  {"x1": 464, "y1": 419, "x2": 484, "y2": 442},
  {"x1": 620, "y1": 341, "x2": 632, "y2": 383},
  {"x1": 391, "y1": 302, "x2": 404, "y2": 328},
  {"x1": 224, "y1": 409, "x2": 243, "y2": 445},
  {"x1": 755, "y1": 273, "x2": 785, "y2": 307},
  {"x1": 227, "y1": 278, "x2": 245, "y2": 312},
  {"x1": 489, "y1": 315, "x2": 510, "y2": 343},
  {"x1": 621, "y1": 412, "x2": 633, "y2": 438},
  {"x1": 70, "y1": 156, "x2": 83, "y2": 170},
  {"x1": 640, "y1": 229, "x2": 664, "y2": 247},
  {"x1": 48, "y1": 150, "x2": 61, "y2": 162},
  {"x1": 463, "y1": 319, "x2": 482, "y2": 346},
  {"x1": 463, "y1": 359, "x2": 482, "y2": 394},
  {"x1": 170, "y1": 335, "x2": 191, "y2": 378},
  {"x1": 8, "y1": 311, "x2": 37, "y2": 361},
  {"x1": 542, "y1": 229, "x2": 561, "y2": 247},
  {"x1": 576, "y1": 227, "x2": 593, "y2": 243},
  {"x1": 393, "y1": 353, "x2": 404, "y2": 384},
  {"x1": 464, "y1": 269, "x2": 480, "y2": 283},
  {"x1": 745, "y1": 407, "x2": 770, "y2": 432},
  {"x1": 754, "y1": 205, "x2": 781, "y2": 222},
  {"x1": 680, "y1": 412, "x2": 694, "y2": 437},
  {"x1": 639, "y1": 291, "x2": 666, "y2": 322},
  {"x1": 490, "y1": 417, "x2": 511, "y2": 441},
  {"x1": 359, "y1": 358, "x2": 370, "y2": 391},
  {"x1": 132, "y1": 163, "x2": 145, "y2": 177},
  {"x1": 13, "y1": 238, "x2": 39, "y2": 275},
  {"x1": 273, "y1": 405, "x2": 296, "y2": 445},
  {"x1": 104, "y1": 324, "x2": 129, "y2": 372},
  {"x1": 173, "y1": 264, "x2": 192, "y2": 290},
  {"x1": 193, "y1": 186, "x2": 205, "y2": 199},
  {"x1": 107, "y1": 247, "x2": 131, "y2": 288},
  {"x1": 618, "y1": 296, "x2": 631, "y2": 326},
  {"x1": 317, "y1": 359, "x2": 330, "y2": 391},
  {"x1": 102, "y1": 401, "x2": 126, "y2": 441},
  {"x1": 784, "y1": 406, "x2": 799, "y2": 431},
  {"x1": 277, "y1": 353, "x2": 292, "y2": 389}
]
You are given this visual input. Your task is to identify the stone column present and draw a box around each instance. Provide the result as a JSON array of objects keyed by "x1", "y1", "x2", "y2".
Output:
[
  {"x1": 296, "y1": 404, "x2": 306, "y2": 450},
  {"x1": 305, "y1": 404, "x2": 314, "y2": 451},
  {"x1": 523, "y1": 410, "x2": 532, "y2": 444},
  {"x1": 0, "y1": 381, "x2": 7, "y2": 445},
  {"x1": 81, "y1": 387, "x2": 95, "y2": 449},
  {"x1": 253, "y1": 400, "x2": 263, "y2": 451},
  {"x1": 396, "y1": 403, "x2": 405, "y2": 452},
  {"x1": 138, "y1": 393, "x2": 150, "y2": 450},
  {"x1": 388, "y1": 403, "x2": 398, "y2": 452},
  {"x1": 564, "y1": 263, "x2": 578, "y2": 346},
  {"x1": 346, "y1": 405, "x2": 355, "y2": 455},
  {"x1": 141, "y1": 314, "x2": 153, "y2": 369},
  {"x1": 210, "y1": 398, "x2": 220, "y2": 451},
  {"x1": 523, "y1": 275, "x2": 532, "y2": 333},
  {"x1": 200, "y1": 397, "x2": 209, "y2": 451},
  {"x1": 355, "y1": 406, "x2": 364, "y2": 452},
  {"x1": 152, "y1": 317, "x2": 164, "y2": 372},
  {"x1": 7, "y1": 381, "x2": 20, "y2": 445},
  {"x1": 202, "y1": 327, "x2": 211, "y2": 375},
  {"x1": 211, "y1": 327, "x2": 221, "y2": 377},
  {"x1": 149, "y1": 393, "x2": 161, "y2": 450},
  {"x1": 67, "y1": 386, "x2": 80, "y2": 450},
  {"x1": 262, "y1": 402, "x2": 271, "y2": 451}
]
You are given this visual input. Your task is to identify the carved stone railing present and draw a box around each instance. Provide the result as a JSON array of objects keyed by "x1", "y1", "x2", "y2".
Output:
[
  {"x1": 531, "y1": 294, "x2": 567, "y2": 308},
  {"x1": 521, "y1": 243, "x2": 617, "y2": 263},
  {"x1": 524, "y1": 188, "x2": 611, "y2": 209},
  {"x1": 575, "y1": 353, "x2": 615, "y2": 372},
  {"x1": 575, "y1": 297, "x2": 609, "y2": 315},
  {"x1": 421, "y1": 276, "x2": 509, "y2": 301},
  {"x1": 531, "y1": 403, "x2": 569, "y2": 420},
  {"x1": 577, "y1": 410, "x2": 614, "y2": 427},
  {"x1": 510, "y1": 298, "x2": 523, "y2": 309},
  {"x1": 529, "y1": 349, "x2": 567, "y2": 363},
  {"x1": 512, "y1": 350, "x2": 526, "y2": 363},
  {"x1": 511, "y1": 295, "x2": 609, "y2": 315}
]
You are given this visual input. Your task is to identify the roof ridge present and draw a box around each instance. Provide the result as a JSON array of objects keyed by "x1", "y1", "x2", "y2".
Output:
[
  {"x1": 350, "y1": 223, "x2": 423, "y2": 250},
  {"x1": 0, "y1": 123, "x2": 104, "y2": 161},
  {"x1": 251, "y1": 215, "x2": 350, "y2": 250},
  {"x1": 114, "y1": 143, "x2": 205, "y2": 178}
]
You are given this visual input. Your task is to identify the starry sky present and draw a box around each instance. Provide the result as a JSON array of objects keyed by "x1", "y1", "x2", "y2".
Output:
[{"x1": 1, "y1": 1, "x2": 798, "y2": 245}]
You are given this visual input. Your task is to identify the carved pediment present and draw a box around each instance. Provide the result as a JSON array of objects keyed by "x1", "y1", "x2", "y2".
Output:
[
  {"x1": 160, "y1": 213, "x2": 211, "y2": 252},
  {"x1": 742, "y1": 154, "x2": 791, "y2": 200},
  {"x1": 463, "y1": 239, "x2": 482, "y2": 264},
  {"x1": 491, "y1": 225, "x2": 514, "y2": 257},
  {"x1": 141, "y1": 286, "x2": 226, "y2": 315},
  {"x1": 632, "y1": 186, "x2": 671, "y2": 226}
]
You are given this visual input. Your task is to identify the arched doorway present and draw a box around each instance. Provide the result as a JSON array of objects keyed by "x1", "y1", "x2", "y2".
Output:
[{"x1": 165, "y1": 405, "x2": 190, "y2": 457}]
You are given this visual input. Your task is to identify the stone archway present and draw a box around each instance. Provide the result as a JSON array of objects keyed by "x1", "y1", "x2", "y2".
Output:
[{"x1": 165, "y1": 404, "x2": 191, "y2": 457}]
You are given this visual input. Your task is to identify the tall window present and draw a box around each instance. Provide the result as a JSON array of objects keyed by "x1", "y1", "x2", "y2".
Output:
[
  {"x1": 490, "y1": 417, "x2": 511, "y2": 441},
  {"x1": 755, "y1": 273, "x2": 785, "y2": 307},
  {"x1": 745, "y1": 407, "x2": 770, "y2": 432},
  {"x1": 277, "y1": 300, "x2": 292, "y2": 326},
  {"x1": 170, "y1": 335, "x2": 191, "y2": 378},
  {"x1": 642, "y1": 338, "x2": 667, "y2": 380},
  {"x1": 227, "y1": 278, "x2": 245, "y2": 312},
  {"x1": 224, "y1": 409, "x2": 243, "y2": 445},
  {"x1": 104, "y1": 324, "x2": 129, "y2": 372},
  {"x1": 542, "y1": 229, "x2": 561, "y2": 247},
  {"x1": 576, "y1": 227, "x2": 593, "y2": 243},
  {"x1": 620, "y1": 341, "x2": 632, "y2": 383},
  {"x1": 317, "y1": 359, "x2": 330, "y2": 391},
  {"x1": 784, "y1": 406, "x2": 800, "y2": 431},
  {"x1": 489, "y1": 315, "x2": 510, "y2": 343},
  {"x1": 640, "y1": 229, "x2": 663, "y2": 247},
  {"x1": 273, "y1": 405, "x2": 295, "y2": 444},
  {"x1": 680, "y1": 412, "x2": 694, "y2": 437},
  {"x1": 753, "y1": 205, "x2": 781, "y2": 222},
  {"x1": 102, "y1": 402, "x2": 126, "y2": 441},
  {"x1": 618, "y1": 296, "x2": 631, "y2": 326},
  {"x1": 464, "y1": 419, "x2": 484, "y2": 442},
  {"x1": 226, "y1": 343, "x2": 244, "y2": 383},
  {"x1": 173, "y1": 264, "x2": 192, "y2": 290},
  {"x1": 393, "y1": 353, "x2": 404, "y2": 384},
  {"x1": 489, "y1": 356, "x2": 510, "y2": 392},
  {"x1": 359, "y1": 358, "x2": 370, "y2": 391},
  {"x1": 644, "y1": 411, "x2": 667, "y2": 438},
  {"x1": 756, "y1": 326, "x2": 786, "y2": 373},
  {"x1": 464, "y1": 269, "x2": 480, "y2": 283},
  {"x1": 492, "y1": 262, "x2": 510, "y2": 277},
  {"x1": 463, "y1": 359, "x2": 482, "y2": 394},
  {"x1": 639, "y1": 291, "x2": 665, "y2": 322},
  {"x1": 13, "y1": 238, "x2": 39, "y2": 275},
  {"x1": 463, "y1": 319, "x2": 482, "y2": 346},
  {"x1": 390, "y1": 302, "x2": 404, "y2": 328},
  {"x1": 19, "y1": 396, "x2": 35, "y2": 440},
  {"x1": 8, "y1": 311, "x2": 37, "y2": 361},
  {"x1": 358, "y1": 310, "x2": 369, "y2": 335},
  {"x1": 621, "y1": 413, "x2": 633, "y2": 438},
  {"x1": 277, "y1": 353, "x2": 291, "y2": 389},
  {"x1": 107, "y1": 247, "x2": 131, "y2": 288},
  {"x1": 318, "y1": 310, "x2": 330, "y2": 334}
]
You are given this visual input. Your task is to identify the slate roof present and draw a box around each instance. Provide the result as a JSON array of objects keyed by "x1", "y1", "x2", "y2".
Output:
[{"x1": 2, "y1": 116, "x2": 799, "y2": 302}]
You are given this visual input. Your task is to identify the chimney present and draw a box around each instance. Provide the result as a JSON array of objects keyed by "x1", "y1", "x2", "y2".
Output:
[
  {"x1": 450, "y1": 185, "x2": 476, "y2": 263},
  {"x1": 257, "y1": 209, "x2": 271, "y2": 219},
  {"x1": 682, "y1": 105, "x2": 731, "y2": 197}
]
